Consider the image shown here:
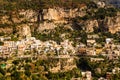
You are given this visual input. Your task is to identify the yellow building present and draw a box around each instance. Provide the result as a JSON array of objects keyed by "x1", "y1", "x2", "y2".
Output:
[{"x1": 95, "y1": 48, "x2": 103, "y2": 54}]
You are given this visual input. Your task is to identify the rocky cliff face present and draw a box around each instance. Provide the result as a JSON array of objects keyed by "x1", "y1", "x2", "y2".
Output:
[
  {"x1": 19, "y1": 8, "x2": 120, "y2": 34},
  {"x1": 86, "y1": 12, "x2": 120, "y2": 34},
  {"x1": 16, "y1": 24, "x2": 31, "y2": 38},
  {"x1": 106, "y1": 15, "x2": 120, "y2": 33},
  {"x1": 43, "y1": 7, "x2": 87, "y2": 21},
  {"x1": 0, "y1": 5, "x2": 120, "y2": 38},
  {"x1": 85, "y1": 20, "x2": 99, "y2": 32},
  {"x1": 37, "y1": 22, "x2": 57, "y2": 32}
]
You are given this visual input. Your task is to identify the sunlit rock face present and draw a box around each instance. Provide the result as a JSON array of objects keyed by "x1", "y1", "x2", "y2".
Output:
[
  {"x1": 18, "y1": 9, "x2": 37, "y2": 23},
  {"x1": 17, "y1": 24, "x2": 31, "y2": 38},
  {"x1": 85, "y1": 20, "x2": 99, "y2": 32},
  {"x1": 0, "y1": 4, "x2": 120, "y2": 36},
  {"x1": 43, "y1": 7, "x2": 87, "y2": 21},
  {"x1": 106, "y1": 16, "x2": 120, "y2": 34},
  {"x1": 37, "y1": 22, "x2": 57, "y2": 32}
]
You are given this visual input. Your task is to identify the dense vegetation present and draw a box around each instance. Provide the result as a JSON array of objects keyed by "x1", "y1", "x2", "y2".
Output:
[
  {"x1": 33, "y1": 25, "x2": 87, "y2": 45},
  {"x1": 0, "y1": 58, "x2": 81, "y2": 80},
  {"x1": 77, "y1": 56, "x2": 120, "y2": 80},
  {"x1": 0, "y1": 0, "x2": 91, "y2": 9},
  {"x1": 0, "y1": 56, "x2": 120, "y2": 80}
]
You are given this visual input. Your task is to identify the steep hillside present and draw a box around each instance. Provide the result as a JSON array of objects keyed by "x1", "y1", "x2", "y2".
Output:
[{"x1": 0, "y1": 0, "x2": 120, "y2": 43}]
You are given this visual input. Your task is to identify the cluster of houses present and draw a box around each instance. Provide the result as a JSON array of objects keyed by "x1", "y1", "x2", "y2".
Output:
[
  {"x1": 75, "y1": 66, "x2": 120, "y2": 80},
  {"x1": 0, "y1": 34, "x2": 120, "y2": 59},
  {"x1": 98, "y1": 67, "x2": 120, "y2": 80},
  {"x1": 0, "y1": 36, "x2": 76, "y2": 58},
  {"x1": 78, "y1": 34, "x2": 120, "y2": 60},
  {"x1": 79, "y1": 65, "x2": 120, "y2": 80}
]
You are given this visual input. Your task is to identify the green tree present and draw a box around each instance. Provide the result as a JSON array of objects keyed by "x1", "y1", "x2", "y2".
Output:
[
  {"x1": 0, "y1": 67, "x2": 5, "y2": 75},
  {"x1": 77, "y1": 57, "x2": 91, "y2": 71},
  {"x1": 11, "y1": 71, "x2": 21, "y2": 80},
  {"x1": 25, "y1": 70, "x2": 31, "y2": 77}
]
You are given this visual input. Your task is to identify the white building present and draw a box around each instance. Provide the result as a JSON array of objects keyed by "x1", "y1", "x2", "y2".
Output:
[
  {"x1": 81, "y1": 71, "x2": 92, "y2": 80},
  {"x1": 106, "y1": 38, "x2": 113, "y2": 44}
]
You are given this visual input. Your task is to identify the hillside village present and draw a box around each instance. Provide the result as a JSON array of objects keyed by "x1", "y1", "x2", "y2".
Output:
[
  {"x1": 0, "y1": 34, "x2": 120, "y2": 79},
  {"x1": 0, "y1": 0, "x2": 120, "y2": 80},
  {"x1": 0, "y1": 34, "x2": 120, "y2": 59}
]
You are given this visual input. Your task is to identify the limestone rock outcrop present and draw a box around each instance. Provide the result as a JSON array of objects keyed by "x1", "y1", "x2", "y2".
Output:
[
  {"x1": 85, "y1": 20, "x2": 99, "y2": 32},
  {"x1": 43, "y1": 7, "x2": 87, "y2": 21},
  {"x1": 37, "y1": 22, "x2": 57, "y2": 32},
  {"x1": 19, "y1": 9, "x2": 37, "y2": 23},
  {"x1": 106, "y1": 16, "x2": 120, "y2": 34},
  {"x1": 0, "y1": 5, "x2": 120, "y2": 36},
  {"x1": 17, "y1": 24, "x2": 31, "y2": 38}
]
